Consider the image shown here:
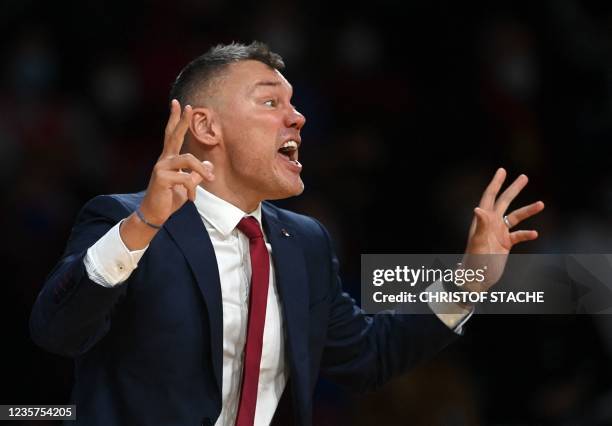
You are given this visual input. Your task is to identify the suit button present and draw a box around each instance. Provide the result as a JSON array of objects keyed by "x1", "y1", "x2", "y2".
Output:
[{"x1": 201, "y1": 418, "x2": 212, "y2": 426}]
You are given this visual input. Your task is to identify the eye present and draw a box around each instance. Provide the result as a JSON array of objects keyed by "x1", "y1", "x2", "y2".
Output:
[{"x1": 263, "y1": 99, "x2": 277, "y2": 107}]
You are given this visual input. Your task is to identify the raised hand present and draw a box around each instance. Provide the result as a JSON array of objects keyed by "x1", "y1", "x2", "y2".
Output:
[
  {"x1": 120, "y1": 100, "x2": 215, "y2": 250},
  {"x1": 462, "y1": 168, "x2": 544, "y2": 291},
  {"x1": 466, "y1": 168, "x2": 543, "y2": 255},
  {"x1": 139, "y1": 99, "x2": 215, "y2": 226}
]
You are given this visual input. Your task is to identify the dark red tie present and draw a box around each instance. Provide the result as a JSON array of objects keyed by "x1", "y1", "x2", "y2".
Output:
[{"x1": 235, "y1": 216, "x2": 270, "y2": 426}]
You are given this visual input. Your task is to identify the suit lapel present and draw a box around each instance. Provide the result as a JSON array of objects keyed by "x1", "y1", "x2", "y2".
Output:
[
  {"x1": 164, "y1": 201, "x2": 223, "y2": 395},
  {"x1": 262, "y1": 203, "x2": 310, "y2": 421}
]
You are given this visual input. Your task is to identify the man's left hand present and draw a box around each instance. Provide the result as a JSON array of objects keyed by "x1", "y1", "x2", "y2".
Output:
[{"x1": 462, "y1": 167, "x2": 544, "y2": 292}]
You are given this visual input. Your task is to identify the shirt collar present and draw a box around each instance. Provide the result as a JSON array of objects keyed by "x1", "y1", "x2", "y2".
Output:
[{"x1": 194, "y1": 185, "x2": 262, "y2": 237}]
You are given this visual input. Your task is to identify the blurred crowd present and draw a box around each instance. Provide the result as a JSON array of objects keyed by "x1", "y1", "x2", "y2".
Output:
[{"x1": 3, "y1": 0, "x2": 612, "y2": 424}]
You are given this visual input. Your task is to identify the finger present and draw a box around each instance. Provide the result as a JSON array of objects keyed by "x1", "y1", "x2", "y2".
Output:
[
  {"x1": 505, "y1": 201, "x2": 545, "y2": 228},
  {"x1": 162, "y1": 99, "x2": 182, "y2": 156},
  {"x1": 202, "y1": 160, "x2": 215, "y2": 181},
  {"x1": 164, "y1": 154, "x2": 215, "y2": 181},
  {"x1": 190, "y1": 169, "x2": 204, "y2": 186},
  {"x1": 479, "y1": 168, "x2": 507, "y2": 210},
  {"x1": 177, "y1": 181, "x2": 196, "y2": 203},
  {"x1": 170, "y1": 105, "x2": 193, "y2": 154},
  {"x1": 495, "y1": 174, "x2": 529, "y2": 215},
  {"x1": 172, "y1": 184, "x2": 189, "y2": 202},
  {"x1": 156, "y1": 170, "x2": 198, "y2": 198},
  {"x1": 509, "y1": 230, "x2": 538, "y2": 245},
  {"x1": 178, "y1": 171, "x2": 197, "y2": 201},
  {"x1": 187, "y1": 178, "x2": 196, "y2": 201},
  {"x1": 181, "y1": 171, "x2": 207, "y2": 201},
  {"x1": 165, "y1": 104, "x2": 193, "y2": 157},
  {"x1": 473, "y1": 207, "x2": 489, "y2": 231}
]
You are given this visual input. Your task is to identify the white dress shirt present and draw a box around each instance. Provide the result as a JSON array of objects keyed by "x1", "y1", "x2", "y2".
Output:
[{"x1": 84, "y1": 186, "x2": 287, "y2": 426}]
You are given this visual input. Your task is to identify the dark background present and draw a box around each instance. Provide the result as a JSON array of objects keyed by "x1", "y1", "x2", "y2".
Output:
[{"x1": 3, "y1": 0, "x2": 612, "y2": 424}]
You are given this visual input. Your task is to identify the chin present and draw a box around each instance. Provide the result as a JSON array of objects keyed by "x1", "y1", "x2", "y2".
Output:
[
  {"x1": 267, "y1": 181, "x2": 304, "y2": 201},
  {"x1": 291, "y1": 184, "x2": 305, "y2": 197},
  {"x1": 287, "y1": 179, "x2": 305, "y2": 197}
]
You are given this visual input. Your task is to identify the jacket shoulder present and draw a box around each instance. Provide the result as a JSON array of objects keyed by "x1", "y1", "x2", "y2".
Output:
[
  {"x1": 105, "y1": 191, "x2": 146, "y2": 212},
  {"x1": 81, "y1": 191, "x2": 145, "y2": 215},
  {"x1": 262, "y1": 201, "x2": 330, "y2": 242}
]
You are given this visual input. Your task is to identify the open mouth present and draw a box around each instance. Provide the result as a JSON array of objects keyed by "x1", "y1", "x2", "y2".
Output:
[{"x1": 278, "y1": 140, "x2": 299, "y2": 162}]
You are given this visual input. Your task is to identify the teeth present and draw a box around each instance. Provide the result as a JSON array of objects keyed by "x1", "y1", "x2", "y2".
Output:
[{"x1": 281, "y1": 140, "x2": 298, "y2": 150}]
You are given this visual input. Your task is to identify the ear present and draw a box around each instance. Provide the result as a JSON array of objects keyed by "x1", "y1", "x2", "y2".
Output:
[{"x1": 190, "y1": 107, "x2": 221, "y2": 147}]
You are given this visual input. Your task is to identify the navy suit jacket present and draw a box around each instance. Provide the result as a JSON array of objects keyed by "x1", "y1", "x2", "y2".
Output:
[{"x1": 30, "y1": 192, "x2": 458, "y2": 425}]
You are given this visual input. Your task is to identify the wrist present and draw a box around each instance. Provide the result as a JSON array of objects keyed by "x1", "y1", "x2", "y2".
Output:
[
  {"x1": 120, "y1": 212, "x2": 160, "y2": 251},
  {"x1": 135, "y1": 208, "x2": 163, "y2": 229},
  {"x1": 138, "y1": 203, "x2": 167, "y2": 228}
]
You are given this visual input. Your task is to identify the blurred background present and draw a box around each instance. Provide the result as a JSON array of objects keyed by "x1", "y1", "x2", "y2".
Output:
[{"x1": 3, "y1": 0, "x2": 612, "y2": 424}]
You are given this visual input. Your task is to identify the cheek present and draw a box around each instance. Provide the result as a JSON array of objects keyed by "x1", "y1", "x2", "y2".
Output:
[
  {"x1": 228, "y1": 138, "x2": 272, "y2": 174},
  {"x1": 226, "y1": 113, "x2": 275, "y2": 145},
  {"x1": 221, "y1": 107, "x2": 280, "y2": 167}
]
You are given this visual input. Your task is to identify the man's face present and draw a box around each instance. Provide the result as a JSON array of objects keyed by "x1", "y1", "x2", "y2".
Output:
[{"x1": 214, "y1": 60, "x2": 306, "y2": 202}]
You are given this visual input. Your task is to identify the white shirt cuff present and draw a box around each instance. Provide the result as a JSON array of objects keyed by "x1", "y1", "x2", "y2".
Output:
[
  {"x1": 84, "y1": 219, "x2": 148, "y2": 287},
  {"x1": 427, "y1": 280, "x2": 474, "y2": 334}
]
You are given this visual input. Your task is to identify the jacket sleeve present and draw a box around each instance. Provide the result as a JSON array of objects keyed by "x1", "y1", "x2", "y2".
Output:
[
  {"x1": 30, "y1": 195, "x2": 132, "y2": 357},
  {"x1": 316, "y1": 221, "x2": 460, "y2": 393}
]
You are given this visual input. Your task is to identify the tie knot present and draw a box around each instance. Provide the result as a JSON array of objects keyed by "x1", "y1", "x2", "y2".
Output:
[{"x1": 237, "y1": 216, "x2": 264, "y2": 240}]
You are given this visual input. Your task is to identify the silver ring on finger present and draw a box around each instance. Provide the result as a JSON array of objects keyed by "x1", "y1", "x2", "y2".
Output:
[{"x1": 503, "y1": 215, "x2": 512, "y2": 228}]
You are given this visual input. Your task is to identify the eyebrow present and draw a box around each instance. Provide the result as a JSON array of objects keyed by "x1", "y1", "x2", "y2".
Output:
[{"x1": 249, "y1": 80, "x2": 292, "y2": 95}]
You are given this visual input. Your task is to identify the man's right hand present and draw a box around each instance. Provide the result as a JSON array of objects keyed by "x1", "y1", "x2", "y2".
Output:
[{"x1": 120, "y1": 99, "x2": 215, "y2": 250}]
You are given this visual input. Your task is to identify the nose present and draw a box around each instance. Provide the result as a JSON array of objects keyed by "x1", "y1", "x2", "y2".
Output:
[{"x1": 286, "y1": 106, "x2": 306, "y2": 130}]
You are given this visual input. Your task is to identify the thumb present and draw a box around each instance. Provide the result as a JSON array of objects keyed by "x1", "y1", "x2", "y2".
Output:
[
  {"x1": 191, "y1": 171, "x2": 204, "y2": 186},
  {"x1": 473, "y1": 207, "x2": 488, "y2": 232}
]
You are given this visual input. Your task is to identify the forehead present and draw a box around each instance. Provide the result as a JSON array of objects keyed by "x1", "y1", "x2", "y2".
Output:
[{"x1": 223, "y1": 60, "x2": 292, "y2": 96}]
